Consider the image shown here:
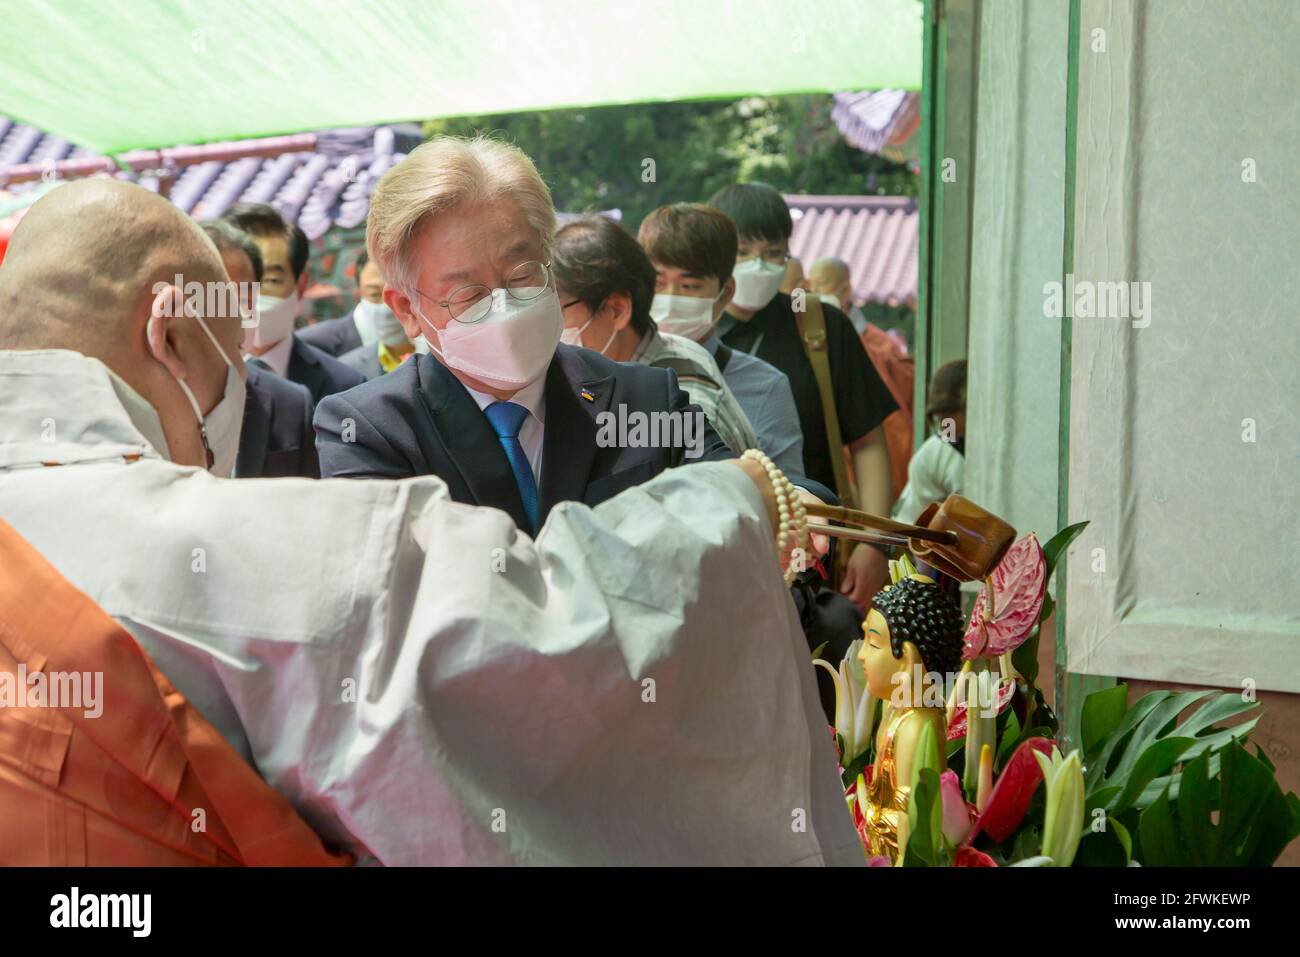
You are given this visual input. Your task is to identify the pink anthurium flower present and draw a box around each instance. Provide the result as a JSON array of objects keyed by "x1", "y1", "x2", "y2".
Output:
[{"x1": 963, "y1": 534, "x2": 1046, "y2": 659}]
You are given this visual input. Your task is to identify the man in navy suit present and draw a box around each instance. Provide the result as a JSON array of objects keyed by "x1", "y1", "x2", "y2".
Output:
[
  {"x1": 314, "y1": 136, "x2": 731, "y2": 533},
  {"x1": 239, "y1": 362, "x2": 319, "y2": 478},
  {"x1": 220, "y1": 203, "x2": 364, "y2": 405},
  {"x1": 198, "y1": 219, "x2": 321, "y2": 479},
  {"x1": 297, "y1": 250, "x2": 383, "y2": 357}
]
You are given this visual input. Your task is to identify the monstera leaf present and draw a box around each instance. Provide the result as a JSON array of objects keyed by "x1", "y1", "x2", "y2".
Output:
[
  {"x1": 1136, "y1": 742, "x2": 1300, "y2": 866},
  {"x1": 1083, "y1": 688, "x2": 1259, "y2": 814}
]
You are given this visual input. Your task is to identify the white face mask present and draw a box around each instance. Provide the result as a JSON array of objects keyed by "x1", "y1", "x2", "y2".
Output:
[
  {"x1": 415, "y1": 286, "x2": 563, "y2": 392},
  {"x1": 730, "y1": 259, "x2": 785, "y2": 311},
  {"x1": 246, "y1": 291, "x2": 300, "y2": 350},
  {"x1": 559, "y1": 307, "x2": 618, "y2": 355},
  {"x1": 352, "y1": 299, "x2": 382, "y2": 346},
  {"x1": 649, "y1": 293, "x2": 720, "y2": 343},
  {"x1": 819, "y1": 292, "x2": 843, "y2": 311},
  {"x1": 358, "y1": 298, "x2": 408, "y2": 348},
  {"x1": 149, "y1": 313, "x2": 246, "y2": 477}
]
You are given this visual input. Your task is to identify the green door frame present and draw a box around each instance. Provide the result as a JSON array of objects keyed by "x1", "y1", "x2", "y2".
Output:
[
  {"x1": 915, "y1": 0, "x2": 943, "y2": 445},
  {"x1": 1055, "y1": 0, "x2": 1116, "y2": 747},
  {"x1": 920, "y1": 0, "x2": 1113, "y2": 745},
  {"x1": 916, "y1": 0, "x2": 980, "y2": 448}
]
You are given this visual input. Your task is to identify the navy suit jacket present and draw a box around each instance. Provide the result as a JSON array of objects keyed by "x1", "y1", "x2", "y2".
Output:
[
  {"x1": 237, "y1": 364, "x2": 320, "y2": 478},
  {"x1": 296, "y1": 314, "x2": 362, "y2": 357},
  {"x1": 288, "y1": 334, "x2": 366, "y2": 405},
  {"x1": 339, "y1": 343, "x2": 384, "y2": 381},
  {"x1": 314, "y1": 344, "x2": 733, "y2": 530}
]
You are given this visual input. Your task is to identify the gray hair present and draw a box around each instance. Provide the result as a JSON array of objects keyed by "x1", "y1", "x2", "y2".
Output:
[{"x1": 366, "y1": 135, "x2": 556, "y2": 295}]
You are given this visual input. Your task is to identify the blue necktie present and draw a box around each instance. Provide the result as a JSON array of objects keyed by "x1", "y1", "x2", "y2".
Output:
[{"x1": 484, "y1": 401, "x2": 538, "y2": 532}]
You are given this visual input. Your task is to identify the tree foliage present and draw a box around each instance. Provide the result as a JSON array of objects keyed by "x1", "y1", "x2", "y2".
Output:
[{"x1": 424, "y1": 95, "x2": 917, "y2": 233}]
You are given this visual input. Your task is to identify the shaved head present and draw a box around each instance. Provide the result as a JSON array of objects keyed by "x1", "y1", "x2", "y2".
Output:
[
  {"x1": 810, "y1": 257, "x2": 851, "y2": 284},
  {"x1": 0, "y1": 178, "x2": 245, "y2": 469},
  {"x1": 0, "y1": 178, "x2": 225, "y2": 355},
  {"x1": 808, "y1": 257, "x2": 854, "y2": 307}
]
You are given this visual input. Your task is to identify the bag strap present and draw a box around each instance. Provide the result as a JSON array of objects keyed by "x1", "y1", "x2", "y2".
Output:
[
  {"x1": 713, "y1": 342, "x2": 734, "y2": 374},
  {"x1": 793, "y1": 295, "x2": 857, "y2": 510}
]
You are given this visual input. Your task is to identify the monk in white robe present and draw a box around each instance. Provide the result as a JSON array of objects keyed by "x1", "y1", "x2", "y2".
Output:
[{"x1": 0, "y1": 179, "x2": 860, "y2": 865}]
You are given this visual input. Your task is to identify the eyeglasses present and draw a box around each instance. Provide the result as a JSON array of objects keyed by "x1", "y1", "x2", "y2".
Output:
[
  {"x1": 415, "y1": 260, "x2": 552, "y2": 324},
  {"x1": 736, "y1": 249, "x2": 790, "y2": 267}
]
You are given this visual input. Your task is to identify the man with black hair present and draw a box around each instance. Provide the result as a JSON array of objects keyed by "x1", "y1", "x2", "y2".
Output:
[
  {"x1": 199, "y1": 219, "x2": 320, "y2": 479},
  {"x1": 550, "y1": 215, "x2": 758, "y2": 457},
  {"x1": 299, "y1": 249, "x2": 380, "y2": 357},
  {"x1": 220, "y1": 203, "x2": 364, "y2": 404},
  {"x1": 335, "y1": 254, "x2": 416, "y2": 380},
  {"x1": 707, "y1": 182, "x2": 898, "y2": 607},
  {"x1": 637, "y1": 202, "x2": 806, "y2": 480}
]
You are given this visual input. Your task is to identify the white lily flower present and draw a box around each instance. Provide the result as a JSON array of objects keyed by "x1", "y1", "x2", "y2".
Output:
[
  {"x1": 1032, "y1": 747, "x2": 1085, "y2": 868},
  {"x1": 813, "y1": 639, "x2": 875, "y2": 764}
]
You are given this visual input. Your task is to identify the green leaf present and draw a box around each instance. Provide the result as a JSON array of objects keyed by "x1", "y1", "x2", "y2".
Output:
[
  {"x1": 996, "y1": 709, "x2": 1022, "y2": 768},
  {"x1": 1134, "y1": 742, "x2": 1300, "y2": 866},
  {"x1": 1075, "y1": 815, "x2": 1131, "y2": 867},
  {"x1": 903, "y1": 768, "x2": 944, "y2": 866},
  {"x1": 1036, "y1": 591, "x2": 1055, "y2": 627},
  {"x1": 1112, "y1": 736, "x2": 1196, "y2": 812},
  {"x1": 1009, "y1": 822, "x2": 1042, "y2": 862},
  {"x1": 1042, "y1": 521, "x2": 1089, "y2": 580},
  {"x1": 1081, "y1": 684, "x2": 1129, "y2": 760},
  {"x1": 1110, "y1": 815, "x2": 1133, "y2": 862},
  {"x1": 1085, "y1": 690, "x2": 1179, "y2": 792},
  {"x1": 1137, "y1": 787, "x2": 1181, "y2": 865},
  {"x1": 1012, "y1": 625, "x2": 1040, "y2": 684},
  {"x1": 841, "y1": 747, "x2": 873, "y2": 788},
  {"x1": 910, "y1": 721, "x2": 943, "y2": 793},
  {"x1": 1086, "y1": 691, "x2": 1260, "y2": 815},
  {"x1": 809, "y1": 641, "x2": 829, "y2": 661},
  {"x1": 1256, "y1": 742, "x2": 1277, "y2": 773}
]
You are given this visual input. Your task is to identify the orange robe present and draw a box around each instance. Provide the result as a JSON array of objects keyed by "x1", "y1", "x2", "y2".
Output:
[
  {"x1": 0, "y1": 519, "x2": 351, "y2": 867},
  {"x1": 860, "y1": 323, "x2": 915, "y2": 500}
]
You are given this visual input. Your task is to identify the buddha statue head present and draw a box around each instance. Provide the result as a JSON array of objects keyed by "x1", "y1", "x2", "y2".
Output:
[{"x1": 859, "y1": 574, "x2": 966, "y2": 707}]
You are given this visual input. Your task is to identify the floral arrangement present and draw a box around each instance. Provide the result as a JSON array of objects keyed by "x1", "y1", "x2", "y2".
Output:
[{"x1": 816, "y1": 522, "x2": 1300, "y2": 866}]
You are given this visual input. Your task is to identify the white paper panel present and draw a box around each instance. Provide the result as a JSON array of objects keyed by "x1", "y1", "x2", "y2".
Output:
[{"x1": 1065, "y1": 0, "x2": 1300, "y2": 692}]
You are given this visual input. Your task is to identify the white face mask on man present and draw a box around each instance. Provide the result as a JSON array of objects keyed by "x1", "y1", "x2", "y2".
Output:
[
  {"x1": 245, "y1": 291, "x2": 300, "y2": 350},
  {"x1": 413, "y1": 286, "x2": 563, "y2": 392},
  {"x1": 358, "y1": 298, "x2": 409, "y2": 348},
  {"x1": 649, "y1": 292, "x2": 721, "y2": 343},
  {"x1": 559, "y1": 301, "x2": 618, "y2": 355},
  {"x1": 730, "y1": 258, "x2": 785, "y2": 311},
  {"x1": 148, "y1": 312, "x2": 245, "y2": 477}
]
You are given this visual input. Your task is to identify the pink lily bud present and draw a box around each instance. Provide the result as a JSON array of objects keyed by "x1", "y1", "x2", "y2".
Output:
[{"x1": 939, "y1": 769, "x2": 971, "y2": 846}]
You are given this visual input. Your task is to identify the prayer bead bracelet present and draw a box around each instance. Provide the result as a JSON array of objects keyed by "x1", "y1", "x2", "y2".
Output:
[{"x1": 740, "y1": 449, "x2": 810, "y2": 584}]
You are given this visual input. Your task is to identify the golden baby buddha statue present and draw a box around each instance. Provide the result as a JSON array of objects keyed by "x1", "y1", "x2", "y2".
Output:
[{"x1": 857, "y1": 574, "x2": 966, "y2": 863}]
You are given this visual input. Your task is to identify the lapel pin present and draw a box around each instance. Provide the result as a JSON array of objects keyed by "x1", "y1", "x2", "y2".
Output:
[{"x1": 580, "y1": 389, "x2": 596, "y2": 402}]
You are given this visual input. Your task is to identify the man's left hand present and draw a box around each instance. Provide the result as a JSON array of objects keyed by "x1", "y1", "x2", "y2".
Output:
[{"x1": 840, "y1": 543, "x2": 888, "y2": 611}]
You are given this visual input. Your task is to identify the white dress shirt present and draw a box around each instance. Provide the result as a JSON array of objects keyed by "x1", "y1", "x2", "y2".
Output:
[
  {"x1": 244, "y1": 332, "x2": 294, "y2": 378},
  {"x1": 463, "y1": 376, "x2": 547, "y2": 483}
]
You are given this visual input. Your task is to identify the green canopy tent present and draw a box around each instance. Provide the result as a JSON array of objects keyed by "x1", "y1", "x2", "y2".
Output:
[{"x1": 0, "y1": 0, "x2": 922, "y2": 156}]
